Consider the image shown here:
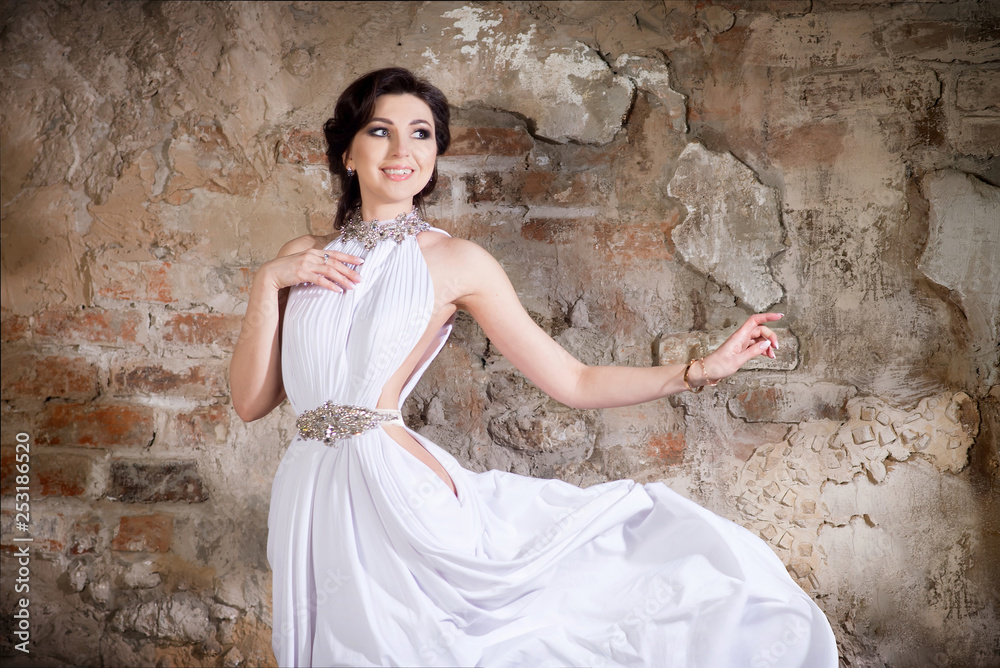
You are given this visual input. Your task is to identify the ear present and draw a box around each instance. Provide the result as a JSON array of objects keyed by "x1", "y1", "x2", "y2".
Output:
[{"x1": 342, "y1": 150, "x2": 352, "y2": 171}]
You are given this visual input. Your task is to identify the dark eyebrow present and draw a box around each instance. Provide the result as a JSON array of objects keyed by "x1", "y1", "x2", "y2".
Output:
[{"x1": 367, "y1": 117, "x2": 432, "y2": 127}]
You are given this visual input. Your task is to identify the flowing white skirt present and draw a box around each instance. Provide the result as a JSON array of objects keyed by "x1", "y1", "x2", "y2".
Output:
[{"x1": 267, "y1": 425, "x2": 838, "y2": 667}]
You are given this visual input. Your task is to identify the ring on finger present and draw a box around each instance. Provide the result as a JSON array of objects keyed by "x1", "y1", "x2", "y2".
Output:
[{"x1": 323, "y1": 253, "x2": 329, "y2": 265}]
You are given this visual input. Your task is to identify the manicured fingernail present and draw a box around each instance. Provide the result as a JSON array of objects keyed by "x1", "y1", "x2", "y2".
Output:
[
  {"x1": 356, "y1": 258, "x2": 365, "y2": 264},
  {"x1": 774, "y1": 341, "x2": 779, "y2": 350},
  {"x1": 759, "y1": 341, "x2": 771, "y2": 350}
]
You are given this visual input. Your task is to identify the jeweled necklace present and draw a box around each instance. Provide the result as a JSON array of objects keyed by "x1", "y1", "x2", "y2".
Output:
[{"x1": 340, "y1": 206, "x2": 430, "y2": 251}]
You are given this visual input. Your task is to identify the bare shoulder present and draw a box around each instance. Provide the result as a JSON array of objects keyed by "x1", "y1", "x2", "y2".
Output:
[
  {"x1": 277, "y1": 234, "x2": 336, "y2": 257},
  {"x1": 417, "y1": 232, "x2": 503, "y2": 307},
  {"x1": 418, "y1": 230, "x2": 495, "y2": 267}
]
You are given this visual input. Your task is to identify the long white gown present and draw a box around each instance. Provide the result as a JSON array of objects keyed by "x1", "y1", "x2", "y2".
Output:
[{"x1": 267, "y1": 222, "x2": 839, "y2": 667}]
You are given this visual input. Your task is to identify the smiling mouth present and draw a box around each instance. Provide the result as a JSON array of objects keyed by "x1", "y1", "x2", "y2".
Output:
[{"x1": 382, "y1": 168, "x2": 413, "y2": 177}]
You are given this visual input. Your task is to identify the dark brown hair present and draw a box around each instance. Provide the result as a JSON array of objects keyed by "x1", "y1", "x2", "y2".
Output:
[{"x1": 324, "y1": 67, "x2": 451, "y2": 229}]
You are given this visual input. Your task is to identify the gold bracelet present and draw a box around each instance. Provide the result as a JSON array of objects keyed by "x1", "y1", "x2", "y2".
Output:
[
  {"x1": 683, "y1": 360, "x2": 702, "y2": 393},
  {"x1": 697, "y1": 358, "x2": 720, "y2": 387}
]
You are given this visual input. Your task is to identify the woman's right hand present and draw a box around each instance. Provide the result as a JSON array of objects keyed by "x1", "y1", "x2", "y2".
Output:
[
  {"x1": 260, "y1": 247, "x2": 365, "y2": 293},
  {"x1": 230, "y1": 241, "x2": 366, "y2": 422}
]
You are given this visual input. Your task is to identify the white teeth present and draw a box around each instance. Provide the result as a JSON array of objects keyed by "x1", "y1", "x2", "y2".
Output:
[{"x1": 383, "y1": 169, "x2": 412, "y2": 175}]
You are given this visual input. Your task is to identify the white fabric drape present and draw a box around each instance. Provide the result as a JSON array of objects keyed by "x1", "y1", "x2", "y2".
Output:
[{"x1": 268, "y1": 229, "x2": 838, "y2": 667}]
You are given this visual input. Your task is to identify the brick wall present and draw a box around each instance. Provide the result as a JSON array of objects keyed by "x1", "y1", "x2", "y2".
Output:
[{"x1": 2, "y1": 1, "x2": 998, "y2": 666}]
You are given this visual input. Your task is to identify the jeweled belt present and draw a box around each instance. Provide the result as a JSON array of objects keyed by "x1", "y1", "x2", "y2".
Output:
[{"x1": 296, "y1": 402, "x2": 404, "y2": 445}]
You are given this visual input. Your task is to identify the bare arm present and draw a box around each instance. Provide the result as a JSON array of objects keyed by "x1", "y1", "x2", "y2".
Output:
[
  {"x1": 454, "y1": 241, "x2": 779, "y2": 410},
  {"x1": 229, "y1": 236, "x2": 364, "y2": 422}
]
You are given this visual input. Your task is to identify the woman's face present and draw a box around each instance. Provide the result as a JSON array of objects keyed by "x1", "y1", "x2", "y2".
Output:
[{"x1": 344, "y1": 93, "x2": 437, "y2": 219}]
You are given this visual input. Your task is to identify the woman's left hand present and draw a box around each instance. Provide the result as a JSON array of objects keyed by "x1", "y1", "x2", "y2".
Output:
[{"x1": 700, "y1": 313, "x2": 782, "y2": 383}]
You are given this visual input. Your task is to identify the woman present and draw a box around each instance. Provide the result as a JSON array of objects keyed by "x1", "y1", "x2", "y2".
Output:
[{"x1": 230, "y1": 68, "x2": 838, "y2": 667}]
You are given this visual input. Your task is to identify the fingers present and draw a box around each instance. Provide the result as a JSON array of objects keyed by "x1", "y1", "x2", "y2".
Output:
[
  {"x1": 738, "y1": 312, "x2": 782, "y2": 332},
  {"x1": 731, "y1": 313, "x2": 783, "y2": 362},
  {"x1": 744, "y1": 314, "x2": 782, "y2": 349},
  {"x1": 311, "y1": 273, "x2": 344, "y2": 293},
  {"x1": 751, "y1": 325, "x2": 779, "y2": 358},
  {"x1": 735, "y1": 338, "x2": 773, "y2": 366},
  {"x1": 313, "y1": 266, "x2": 357, "y2": 292},
  {"x1": 323, "y1": 250, "x2": 365, "y2": 266},
  {"x1": 309, "y1": 249, "x2": 363, "y2": 292}
]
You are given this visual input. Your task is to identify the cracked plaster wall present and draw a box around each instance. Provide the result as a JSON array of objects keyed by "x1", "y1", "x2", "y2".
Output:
[{"x1": 1, "y1": 1, "x2": 998, "y2": 667}]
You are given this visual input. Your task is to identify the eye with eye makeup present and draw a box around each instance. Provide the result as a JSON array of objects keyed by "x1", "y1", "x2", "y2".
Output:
[{"x1": 364, "y1": 125, "x2": 432, "y2": 140}]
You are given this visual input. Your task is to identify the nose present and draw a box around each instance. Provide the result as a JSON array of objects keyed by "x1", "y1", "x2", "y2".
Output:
[{"x1": 391, "y1": 133, "x2": 411, "y2": 158}]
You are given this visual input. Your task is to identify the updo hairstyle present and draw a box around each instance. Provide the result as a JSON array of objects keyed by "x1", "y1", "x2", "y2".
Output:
[{"x1": 324, "y1": 67, "x2": 451, "y2": 229}]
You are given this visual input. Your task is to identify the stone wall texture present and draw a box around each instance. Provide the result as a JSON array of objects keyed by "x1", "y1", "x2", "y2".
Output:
[{"x1": 1, "y1": 1, "x2": 998, "y2": 666}]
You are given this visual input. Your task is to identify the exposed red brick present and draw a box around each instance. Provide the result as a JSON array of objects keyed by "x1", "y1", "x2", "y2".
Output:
[
  {"x1": 593, "y1": 215, "x2": 679, "y2": 263},
  {"x1": 0, "y1": 448, "x2": 20, "y2": 492},
  {"x1": 465, "y1": 172, "x2": 505, "y2": 203},
  {"x1": 279, "y1": 128, "x2": 327, "y2": 165},
  {"x1": 0, "y1": 314, "x2": 29, "y2": 342},
  {"x1": 524, "y1": 171, "x2": 600, "y2": 207},
  {"x1": 0, "y1": 449, "x2": 95, "y2": 498},
  {"x1": 161, "y1": 312, "x2": 241, "y2": 347},
  {"x1": 92, "y1": 254, "x2": 220, "y2": 305},
  {"x1": 108, "y1": 459, "x2": 209, "y2": 503},
  {"x1": 520, "y1": 217, "x2": 585, "y2": 244},
  {"x1": 769, "y1": 121, "x2": 848, "y2": 168},
  {"x1": 728, "y1": 387, "x2": 849, "y2": 423},
  {"x1": 35, "y1": 307, "x2": 143, "y2": 344},
  {"x1": 1, "y1": 353, "x2": 99, "y2": 401},
  {"x1": 0, "y1": 409, "x2": 33, "y2": 451},
  {"x1": 39, "y1": 452, "x2": 97, "y2": 497},
  {"x1": 518, "y1": 171, "x2": 559, "y2": 203},
  {"x1": 731, "y1": 387, "x2": 783, "y2": 422},
  {"x1": 1, "y1": 510, "x2": 67, "y2": 554},
  {"x1": 174, "y1": 405, "x2": 230, "y2": 445},
  {"x1": 111, "y1": 362, "x2": 227, "y2": 398},
  {"x1": 111, "y1": 514, "x2": 173, "y2": 553},
  {"x1": 646, "y1": 432, "x2": 686, "y2": 466},
  {"x1": 38, "y1": 403, "x2": 155, "y2": 448},
  {"x1": 449, "y1": 126, "x2": 534, "y2": 157},
  {"x1": 96, "y1": 260, "x2": 174, "y2": 303},
  {"x1": 464, "y1": 170, "x2": 601, "y2": 207}
]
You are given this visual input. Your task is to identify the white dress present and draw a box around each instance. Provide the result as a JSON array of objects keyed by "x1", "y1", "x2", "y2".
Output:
[{"x1": 267, "y1": 221, "x2": 839, "y2": 667}]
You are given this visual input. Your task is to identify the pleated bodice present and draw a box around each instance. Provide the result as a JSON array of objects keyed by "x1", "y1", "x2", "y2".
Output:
[{"x1": 281, "y1": 227, "x2": 452, "y2": 414}]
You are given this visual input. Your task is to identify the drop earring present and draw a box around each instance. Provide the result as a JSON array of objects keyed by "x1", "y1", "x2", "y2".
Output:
[{"x1": 346, "y1": 167, "x2": 354, "y2": 177}]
